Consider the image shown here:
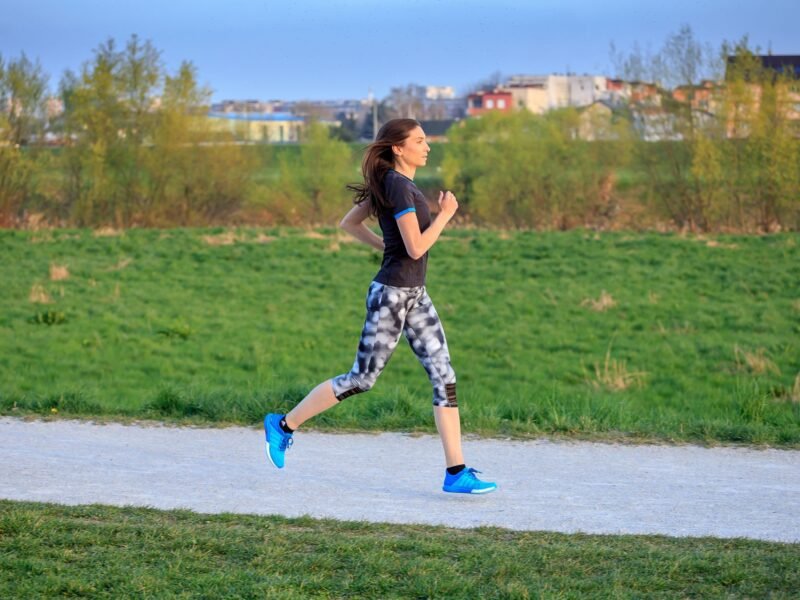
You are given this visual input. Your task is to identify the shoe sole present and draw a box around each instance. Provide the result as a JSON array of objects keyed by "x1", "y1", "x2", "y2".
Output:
[{"x1": 443, "y1": 485, "x2": 497, "y2": 494}]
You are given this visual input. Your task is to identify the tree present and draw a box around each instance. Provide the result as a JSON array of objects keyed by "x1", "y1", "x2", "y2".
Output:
[
  {"x1": 0, "y1": 52, "x2": 49, "y2": 145},
  {"x1": 387, "y1": 84, "x2": 424, "y2": 119},
  {"x1": 60, "y1": 35, "x2": 255, "y2": 227},
  {"x1": 719, "y1": 38, "x2": 800, "y2": 230},
  {"x1": 330, "y1": 111, "x2": 359, "y2": 142},
  {"x1": 0, "y1": 52, "x2": 49, "y2": 224},
  {"x1": 442, "y1": 109, "x2": 628, "y2": 229},
  {"x1": 659, "y1": 25, "x2": 717, "y2": 89},
  {"x1": 268, "y1": 121, "x2": 353, "y2": 225},
  {"x1": 612, "y1": 29, "x2": 800, "y2": 231},
  {"x1": 609, "y1": 24, "x2": 718, "y2": 88},
  {"x1": 609, "y1": 41, "x2": 664, "y2": 85},
  {"x1": 611, "y1": 26, "x2": 749, "y2": 231},
  {"x1": 117, "y1": 34, "x2": 162, "y2": 146}
]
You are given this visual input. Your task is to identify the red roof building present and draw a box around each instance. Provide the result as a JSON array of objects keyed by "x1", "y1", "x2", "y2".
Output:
[{"x1": 466, "y1": 90, "x2": 514, "y2": 116}]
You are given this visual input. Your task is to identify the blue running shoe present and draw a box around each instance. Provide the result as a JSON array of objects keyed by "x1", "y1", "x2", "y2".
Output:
[
  {"x1": 264, "y1": 413, "x2": 293, "y2": 469},
  {"x1": 443, "y1": 467, "x2": 497, "y2": 494}
]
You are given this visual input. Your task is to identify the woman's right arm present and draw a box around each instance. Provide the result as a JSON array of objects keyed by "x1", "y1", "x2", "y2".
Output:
[
  {"x1": 396, "y1": 191, "x2": 458, "y2": 260},
  {"x1": 339, "y1": 201, "x2": 385, "y2": 251}
]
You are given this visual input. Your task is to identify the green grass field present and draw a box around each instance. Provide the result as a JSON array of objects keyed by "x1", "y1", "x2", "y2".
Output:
[
  {"x1": 2, "y1": 227, "x2": 799, "y2": 446},
  {"x1": 1, "y1": 500, "x2": 798, "y2": 598}
]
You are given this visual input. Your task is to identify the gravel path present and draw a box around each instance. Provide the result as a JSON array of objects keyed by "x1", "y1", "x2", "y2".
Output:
[{"x1": 1, "y1": 417, "x2": 798, "y2": 543}]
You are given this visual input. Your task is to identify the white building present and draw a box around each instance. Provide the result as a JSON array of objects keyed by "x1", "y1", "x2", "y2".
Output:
[
  {"x1": 503, "y1": 74, "x2": 609, "y2": 113},
  {"x1": 423, "y1": 86, "x2": 455, "y2": 100}
]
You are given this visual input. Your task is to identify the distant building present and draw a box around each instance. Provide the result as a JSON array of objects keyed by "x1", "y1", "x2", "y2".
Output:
[
  {"x1": 631, "y1": 106, "x2": 682, "y2": 142},
  {"x1": 388, "y1": 84, "x2": 466, "y2": 120},
  {"x1": 44, "y1": 97, "x2": 64, "y2": 119},
  {"x1": 566, "y1": 75, "x2": 608, "y2": 107},
  {"x1": 723, "y1": 55, "x2": 800, "y2": 137},
  {"x1": 503, "y1": 74, "x2": 609, "y2": 113},
  {"x1": 1, "y1": 97, "x2": 23, "y2": 117},
  {"x1": 577, "y1": 101, "x2": 614, "y2": 141},
  {"x1": 423, "y1": 86, "x2": 456, "y2": 100},
  {"x1": 466, "y1": 90, "x2": 513, "y2": 116},
  {"x1": 211, "y1": 99, "x2": 277, "y2": 114},
  {"x1": 503, "y1": 77, "x2": 548, "y2": 113},
  {"x1": 206, "y1": 111, "x2": 305, "y2": 143},
  {"x1": 725, "y1": 54, "x2": 800, "y2": 81},
  {"x1": 281, "y1": 98, "x2": 369, "y2": 122},
  {"x1": 672, "y1": 80, "x2": 722, "y2": 114},
  {"x1": 605, "y1": 79, "x2": 631, "y2": 105},
  {"x1": 628, "y1": 81, "x2": 661, "y2": 107}
]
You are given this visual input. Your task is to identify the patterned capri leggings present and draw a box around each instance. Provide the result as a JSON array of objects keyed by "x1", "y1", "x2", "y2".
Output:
[{"x1": 331, "y1": 280, "x2": 458, "y2": 407}]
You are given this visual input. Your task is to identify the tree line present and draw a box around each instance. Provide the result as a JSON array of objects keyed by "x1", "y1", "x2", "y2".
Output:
[{"x1": 0, "y1": 30, "x2": 797, "y2": 232}]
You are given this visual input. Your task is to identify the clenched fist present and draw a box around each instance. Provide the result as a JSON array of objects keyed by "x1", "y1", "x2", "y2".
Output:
[{"x1": 438, "y1": 190, "x2": 459, "y2": 219}]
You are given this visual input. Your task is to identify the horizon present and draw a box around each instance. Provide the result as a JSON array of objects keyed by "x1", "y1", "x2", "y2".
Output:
[{"x1": 1, "y1": 0, "x2": 797, "y2": 102}]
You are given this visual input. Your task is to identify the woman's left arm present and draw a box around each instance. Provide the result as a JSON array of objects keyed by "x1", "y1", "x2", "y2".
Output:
[{"x1": 339, "y1": 202, "x2": 384, "y2": 251}]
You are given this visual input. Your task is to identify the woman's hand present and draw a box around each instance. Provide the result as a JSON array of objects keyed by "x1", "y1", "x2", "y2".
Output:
[
  {"x1": 397, "y1": 190, "x2": 458, "y2": 258},
  {"x1": 438, "y1": 191, "x2": 459, "y2": 220}
]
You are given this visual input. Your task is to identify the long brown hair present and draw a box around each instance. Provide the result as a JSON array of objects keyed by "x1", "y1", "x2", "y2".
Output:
[{"x1": 347, "y1": 118, "x2": 421, "y2": 217}]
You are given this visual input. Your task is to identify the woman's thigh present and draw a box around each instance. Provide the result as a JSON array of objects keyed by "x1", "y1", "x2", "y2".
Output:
[
  {"x1": 331, "y1": 281, "x2": 415, "y2": 399},
  {"x1": 402, "y1": 288, "x2": 457, "y2": 406}
]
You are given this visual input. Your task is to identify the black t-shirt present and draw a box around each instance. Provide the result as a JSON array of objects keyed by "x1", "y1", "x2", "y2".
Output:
[{"x1": 373, "y1": 169, "x2": 431, "y2": 287}]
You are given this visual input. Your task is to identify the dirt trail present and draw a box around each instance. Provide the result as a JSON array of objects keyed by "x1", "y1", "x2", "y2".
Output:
[{"x1": 1, "y1": 417, "x2": 798, "y2": 543}]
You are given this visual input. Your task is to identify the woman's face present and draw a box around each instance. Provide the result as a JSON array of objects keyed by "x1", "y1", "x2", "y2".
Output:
[{"x1": 394, "y1": 126, "x2": 430, "y2": 168}]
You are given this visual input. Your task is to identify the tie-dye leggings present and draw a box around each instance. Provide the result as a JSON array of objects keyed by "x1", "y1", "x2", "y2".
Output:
[{"x1": 331, "y1": 280, "x2": 458, "y2": 407}]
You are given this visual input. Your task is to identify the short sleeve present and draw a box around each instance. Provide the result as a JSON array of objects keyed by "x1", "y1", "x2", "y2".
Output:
[{"x1": 385, "y1": 176, "x2": 417, "y2": 219}]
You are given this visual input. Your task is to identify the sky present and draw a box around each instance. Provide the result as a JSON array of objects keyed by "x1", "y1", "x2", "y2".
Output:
[{"x1": 1, "y1": 0, "x2": 797, "y2": 102}]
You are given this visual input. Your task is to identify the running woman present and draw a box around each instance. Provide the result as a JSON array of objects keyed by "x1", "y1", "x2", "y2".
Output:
[{"x1": 264, "y1": 118, "x2": 496, "y2": 494}]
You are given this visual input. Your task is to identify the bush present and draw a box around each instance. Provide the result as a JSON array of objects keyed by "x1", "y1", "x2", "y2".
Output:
[{"x1": 442, "y1": 110, "x2": 630, "y2": 229}]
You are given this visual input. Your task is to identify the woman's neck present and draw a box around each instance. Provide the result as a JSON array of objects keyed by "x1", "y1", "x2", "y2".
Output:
[{"x1": 392, "y1": 162, "x2": 415, "y2": 180}]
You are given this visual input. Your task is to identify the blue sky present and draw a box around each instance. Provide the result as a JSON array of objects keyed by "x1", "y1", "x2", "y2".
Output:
[{"x1": 1, "y1": 0, "x2": 797, "y2": 101}]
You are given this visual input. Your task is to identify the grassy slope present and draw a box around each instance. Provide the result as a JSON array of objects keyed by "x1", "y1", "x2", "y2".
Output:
[
  {"x1": 1, "y1": 228, "x2": 798, "y2": 445},
  {"x1": 1, "y1": 500, "x2": 798, "y2": 598}
]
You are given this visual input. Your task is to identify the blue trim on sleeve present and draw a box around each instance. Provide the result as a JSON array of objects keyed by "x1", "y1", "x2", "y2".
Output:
[{"x1": 394, "y1": 207, "x2": 416, "y2": 219}]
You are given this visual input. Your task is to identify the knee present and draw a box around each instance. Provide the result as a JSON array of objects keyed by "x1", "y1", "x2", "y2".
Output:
[{"x1": 332, "y1": 373, "x2": 374, "y2": 401}]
